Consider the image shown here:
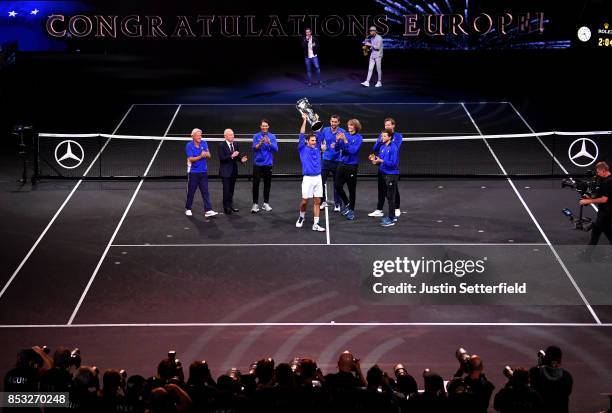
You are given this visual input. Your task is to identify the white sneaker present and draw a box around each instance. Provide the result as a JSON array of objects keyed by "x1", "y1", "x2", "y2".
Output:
[
  {"x1": 320, "y1": 201, "x2": 328, "y2": 210},
  {"x1": 368, "y1": 209, "x2": 384, "y2": 217},
  {"x1": 312, "y1": 223, "x2": 326, "y2": 232},
  {"x1": 296, "y1": 216, "x2": 305, "y2": 228},
  {"x1": 395, "y1": 208, "x2": 401, "y2": 217},
  {"x1": 262, "y1": 203, "x2": 272, "y2": 212},
  {"x1": 361, "y1": 81, "x2": 370, "y2": 87},
  {"x1": 185, "y1": 209, "x2": 193, "y2": 216},
  {"x1": 375, "y1": 81, "x2": 382, "y2": 87},
  {"x1": 204, "y1": 210, "x2": 218, "y2": 217},
  {"x1": 333, "y1": 205, "x2": 341, "y2": 212},
  {"x1": 251, "y1": 204, "x2": 260, "y2": 213}
]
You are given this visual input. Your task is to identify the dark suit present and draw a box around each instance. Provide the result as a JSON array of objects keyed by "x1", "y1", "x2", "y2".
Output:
[{"x1": 218, "y1": 140, "x2": 241, "y2": 211}]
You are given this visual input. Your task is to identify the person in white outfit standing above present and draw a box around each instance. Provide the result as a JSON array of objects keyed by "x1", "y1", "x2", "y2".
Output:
[{"x1": 361, "y1": 26, "x2": 383, "y2": 88}]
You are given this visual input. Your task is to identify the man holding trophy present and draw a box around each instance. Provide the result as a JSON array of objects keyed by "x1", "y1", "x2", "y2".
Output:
[{"x1": 361, "y1": 26, "x2": 383, "y2": 88}]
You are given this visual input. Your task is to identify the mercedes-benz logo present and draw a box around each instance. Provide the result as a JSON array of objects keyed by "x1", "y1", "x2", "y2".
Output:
[
  {"x1": 568, "y1": 137, "x2": 599, "y2": 167},
  {"x1": 54, "y1": 140, "x2": 85, "y2": 169}
]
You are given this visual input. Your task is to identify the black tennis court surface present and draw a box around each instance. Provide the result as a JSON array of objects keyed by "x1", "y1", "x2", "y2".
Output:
[{"x1": 1, "y1": 102, "x2": 612, "y2": 411}]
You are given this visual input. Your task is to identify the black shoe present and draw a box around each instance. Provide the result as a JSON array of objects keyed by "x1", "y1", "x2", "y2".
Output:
[
  {"x1": 231, "y1": 207, "x2": 239, "y2": 213},
  {"x1": 224, "y1": 208, "x2": 232, "y2": 215}
]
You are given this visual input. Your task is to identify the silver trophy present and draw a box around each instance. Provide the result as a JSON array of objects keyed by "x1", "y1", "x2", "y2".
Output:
[{"x1": 296, "y1": 98, "x2": 323, "y2": 131}]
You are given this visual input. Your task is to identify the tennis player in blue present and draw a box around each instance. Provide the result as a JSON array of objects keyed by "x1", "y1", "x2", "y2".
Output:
[
  {"x1": 251, "y1": 119, "x2": 278, "y2": 213},
  {"x1": 317, "y1": 115, "x2": 347, "y2": 212},
  {"x1": 369, "y1": 117, "x2": 403, "y2": 219},
  {"x1": 334, "y1": 119, "x2": 363, "y2": 221},
  {"x1": 369, "y1": 129, "x2": 399, "y2": 227},
  {"x1": 185, "y1": 128, "x2": 217, "y2": 218},
  {"x1": 297, "y1": 114, "x2": 326, "y2": 232}
]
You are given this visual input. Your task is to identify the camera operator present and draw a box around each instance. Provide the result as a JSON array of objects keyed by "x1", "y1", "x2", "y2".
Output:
[
  {"x1": 3, "y1": 347, "x2": 52, "y2": 413},
  {"x1": 185, "y1": 360, "x2": 216, "y2": 412},
  {"x1": 410, "y1": 370, "x2": 449, "y2": 413},
  {"x1": 494, "y1": 367, "x2": 543, "y2": 413},
  {"x1": 529, "y1": 346, "x2": 573, "y2": 413},
  {"x1": 39, "y1": 347, "x2": 78, "y2": 392},
  {"x1": 362, "y1": 365, "x2": 398, "y2": 413},
  {"x1": 324, "y1": 351, "x2": 368, "y2": 411},
  {"x1": 447, "y1": 353, "x2": 495, "y2": 413},
  {"x1": 580, "y1": 161, "x2": 612, "y2": 245}
]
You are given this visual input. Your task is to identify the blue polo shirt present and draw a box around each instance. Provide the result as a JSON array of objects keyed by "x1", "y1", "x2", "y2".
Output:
[
  {"x1": 334, "y1": 132, "x2": 363, "y2": 165},
  {"x1": 373, "y1": 131, "x2": 403, "y2": 153},
  {"x1": 185, "y1": 140, "x2": 209, "y2": 173},
  {"x1": 298, "y1": 133, "x2": 322, "y2": 176},
  {"x1": 252, "y1": 132, "x2": 279, "y2": 166},
  {"x1": 317, "y1": 126, "x2": 347, "y2": 162},
  {"x1": 378, "y1": 142, "x2": 400, "y2": 175}
]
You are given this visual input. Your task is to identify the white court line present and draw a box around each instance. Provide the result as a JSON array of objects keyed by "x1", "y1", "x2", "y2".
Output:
[
  {"x1": 133, "y1": 101, "x2": 510, "y2": 106},
  {"x1": 461, "y1": 103, "x2": 602, "y2": 325},
  {"x1": 0, "y1": 322, "x2": 610, "y2": 329},
  {"x1": 67, "y1": 105, "x2": 182, "y2": 325},
  {"x1": 506, "y1": 102, "x2": 598, "y2": 213},
  {"x1": 324, "y1": 183, "x2": 331, "y2": 245},
  {"x1": 111, "y1": 243, "x2": 548, "y2": 247},
  {"x1": 0, "y1": 105, "x2": 135, "y2": 302}
]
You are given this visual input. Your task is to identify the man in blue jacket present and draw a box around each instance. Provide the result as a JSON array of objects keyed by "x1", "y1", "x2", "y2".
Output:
[
  {"x1": 370, "y1": 129, "x2": 399, "y2": 227},
  {"x1": 185, "y1": 128, "x2": 217, "y2": 218},
  {"x1": 369, "y1": 117, "x2": 402, "y2": 219},
  {"x1": 317, "y1": 115, "x2": 346, "y2": 212},
  {"x1": 334, "y1": 119, "x2": 363, "y2": 221},
  {"x1": 251, "y1": 119, "x2": 279, "y2": 213},
  {"x1": 297, "y1": 114, "x2": 326, "y2": 232}
]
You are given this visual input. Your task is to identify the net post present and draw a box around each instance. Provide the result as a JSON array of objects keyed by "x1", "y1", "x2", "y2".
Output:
[{"x1": 32, "y1": 131, "x2": 40, "y2": 184}]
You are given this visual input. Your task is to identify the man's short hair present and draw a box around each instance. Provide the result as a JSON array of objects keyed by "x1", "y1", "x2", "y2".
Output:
[
  {"x1": 191, "y1": 128, "x2": 202, "y2": 137},
  {"x1": 382, "y1": 128, "x2": 393, "y2": 137},
  {"x1": 348, "y1": 119, "x2": 362, "y2": 132},
  {"x1": 53, "y1": 347, "x2": 71, "y2": 369},
  {"x1": 260, "y1": 119, "x2": 269, "y2": 126},
  {"x1": 307, "y1": 133, "x2": 317, "y2": 141},
  {"x1": 157, "y1": 358, "x2": 175, "y2": 380},
  {"x1": 330, "y1": 114, "x2": 341, "y2": 121},
  {"x1": 596, "y1": 161, "x2": 609, "y2": 171},
  {"x1": 384, "y1": 117, "x2": 396, "y2": 125},
  {"x1": 545, "y1": 346, "x2": 562, "y2": 363}
]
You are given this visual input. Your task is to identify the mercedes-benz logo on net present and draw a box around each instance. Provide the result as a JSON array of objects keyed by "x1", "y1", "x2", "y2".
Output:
[
  {"x1": 568, "y1": 137, "x2": 598, "y2": 167},
  {"x1": 54, "y1": 140, "x2": 85, "y2": 169}
]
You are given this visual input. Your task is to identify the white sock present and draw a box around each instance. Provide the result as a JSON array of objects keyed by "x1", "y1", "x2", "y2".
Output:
[
  {"x1": 314, "y1": 217, "x2": 319, "y2": 225},
  {"x1": 300, "y1": 211, "x2": 306, "y2": 218}
]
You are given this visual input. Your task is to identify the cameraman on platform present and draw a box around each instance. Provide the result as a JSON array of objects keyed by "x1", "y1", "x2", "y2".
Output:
[{"x1": 580, "y1": 161, "x2": 612, "y2": 245}]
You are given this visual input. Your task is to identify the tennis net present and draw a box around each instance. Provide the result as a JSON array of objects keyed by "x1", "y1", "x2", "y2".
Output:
[{"x1": 35, "y1": 130, "x2": 612, "y2": 179}]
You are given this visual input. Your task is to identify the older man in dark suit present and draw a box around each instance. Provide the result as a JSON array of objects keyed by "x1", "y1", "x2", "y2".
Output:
[{"x1": 218, "y1": 128, "x2": 247, "y2": 214}]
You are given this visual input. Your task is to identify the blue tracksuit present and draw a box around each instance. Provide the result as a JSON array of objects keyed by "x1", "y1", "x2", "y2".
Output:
[
  {"x1": 298, "y1": 133, "x2": 321, "y2": 176},
  {"x1": 252, "y1": 132, "x2": 279, "y2": 166}
]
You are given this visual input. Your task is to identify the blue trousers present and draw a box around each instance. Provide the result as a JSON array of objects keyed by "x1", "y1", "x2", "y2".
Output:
[
  {"x1": 321, "y1": 160, "x2": 339, "y2": 205},
  {"x1": 185, "y1": 172, "x2": 212, "y2": 211},
  {"x1": 305, "y1": 56, "x2": 321, "y2": 83}
]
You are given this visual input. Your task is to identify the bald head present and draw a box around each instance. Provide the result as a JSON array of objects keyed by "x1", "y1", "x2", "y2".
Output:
[
  {"x1": 224, "y1": 129, "x2": 235, "y2": 143},
  {"x1": 338, "y1": 351, "x2": 355, "y2": 373}
]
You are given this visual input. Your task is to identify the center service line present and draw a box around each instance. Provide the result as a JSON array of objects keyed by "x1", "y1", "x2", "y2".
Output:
[{"x1": 461, "y1": 103, "x2": 601, "y2": 325}]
